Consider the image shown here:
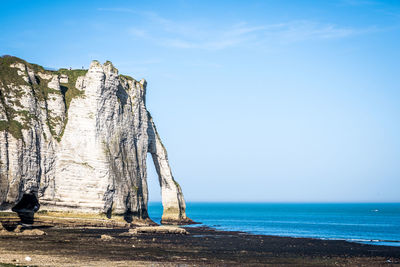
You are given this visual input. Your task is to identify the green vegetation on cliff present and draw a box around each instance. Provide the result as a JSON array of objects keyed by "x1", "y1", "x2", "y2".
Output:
[
  {"x1": 0, "y1": 56, "x2": 32, "y2": 139},
  {"x1": 119, "y1": 74, "x2": 135, "y2": 82},
  {"x1": 56, "y1": 68, "x2": 86, "y2": 109},
  {"x1": 0, "y1": 56, "x2": 137, "y2": 141},
  {"x1": 0, "y1": 56, "x2": 28, "y2": 86},
  {"x1": 0, "y1": 119, "x2": 27, "y2": 140},
  {"x1": 0, "y1": 56, "x2": 87, "y2": 141}
]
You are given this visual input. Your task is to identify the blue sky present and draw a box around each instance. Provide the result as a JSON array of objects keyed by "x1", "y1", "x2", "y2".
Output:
[{"x1": 1, "y1": 0, "x2": 400, "y2": 202}]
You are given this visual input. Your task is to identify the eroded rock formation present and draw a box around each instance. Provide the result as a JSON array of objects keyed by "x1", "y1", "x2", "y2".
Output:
[{"x1": 0, "y1": 56, "x2": 191, "y2": 224}]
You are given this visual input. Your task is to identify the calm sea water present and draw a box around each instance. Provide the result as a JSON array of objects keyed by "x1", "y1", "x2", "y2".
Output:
[{"x1": 148, "y1": 202, "x2": 400, "y2": 247}]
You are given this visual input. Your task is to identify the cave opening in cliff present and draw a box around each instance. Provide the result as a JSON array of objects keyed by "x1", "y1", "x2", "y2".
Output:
[
  {"x1": 146, "y1": 154, "x2": 163, "y2": 223},
  {"x1": 11, "y1": 193, "x2": 40, "y2": 224}
]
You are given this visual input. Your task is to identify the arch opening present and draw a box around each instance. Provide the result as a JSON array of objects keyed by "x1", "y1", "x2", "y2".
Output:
[{"x1": 146, "y1": 154, "x2": 163, "y2": 223}]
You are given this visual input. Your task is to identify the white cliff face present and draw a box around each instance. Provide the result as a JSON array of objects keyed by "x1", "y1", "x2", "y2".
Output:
[{"x1": 0, "y1": 56, "x2": 191, "y2": 224}]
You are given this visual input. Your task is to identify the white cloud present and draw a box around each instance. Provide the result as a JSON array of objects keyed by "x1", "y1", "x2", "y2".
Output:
[
  {"x1": 273, "y1": 21, "x2": 358, "y2": 43},
  {"x1": 154, "y1": 20, "x2": 372, "y2": 50},
  {"x1": 98, "y1": 8, "x2": 378, "y2": 50}
]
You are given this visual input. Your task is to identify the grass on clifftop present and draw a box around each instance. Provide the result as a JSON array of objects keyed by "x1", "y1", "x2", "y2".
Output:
[
  {"x1": 56, "y1": 69, "x2": 87, "y2": 109},
  {"x1": 0, "y1": 56, "x2": 28, "y2": 87},
  {"x1": 0, "y1": 56, "x2": 138, "y2": 141},
  {"x1": 54, "y1": 69, "x2": 87, "y2": 140},
  {"x1": 119, "y1": 74, "x2": 136, "y2": 82},
  {"x1": 0, "y1": 56, "x2": 34, "y2": 139},
  {"x1": 0, "y1": 56, "x2": 63, "y2": 140},
  {"x1": 0, "y1": 56, "x2": 89, "y2": 141}
]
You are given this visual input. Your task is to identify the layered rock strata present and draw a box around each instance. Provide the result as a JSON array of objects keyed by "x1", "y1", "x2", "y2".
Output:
[{"x1": 0, "y1": 56, "x2": 191, "y2": 224}]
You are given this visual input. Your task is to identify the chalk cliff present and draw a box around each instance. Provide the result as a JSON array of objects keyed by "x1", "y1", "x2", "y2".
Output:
[{"x1": 0, "y1": 56, "x2": 191, "y2": 224}]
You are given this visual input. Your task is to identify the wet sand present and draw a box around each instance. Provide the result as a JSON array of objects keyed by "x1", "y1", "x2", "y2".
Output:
[{"x1": 0, "y1": 223, "x2": 400, "y2": 266}]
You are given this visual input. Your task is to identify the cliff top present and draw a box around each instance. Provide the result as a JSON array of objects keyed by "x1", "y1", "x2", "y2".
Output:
[
  {"x1": 0, "y1": 55, "x2": 140, "y2": 141},
  {"x1": 0, "y1": 55, "x2": 137, "y2": 84}
]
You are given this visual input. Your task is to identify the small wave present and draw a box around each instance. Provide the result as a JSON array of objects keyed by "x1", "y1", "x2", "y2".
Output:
[
  {"x1": 355, "y1": 240, "x2": 400, "y2": 247},
  {"x1": 347, "y1": 238, "x2": 378, "y2": 242}
]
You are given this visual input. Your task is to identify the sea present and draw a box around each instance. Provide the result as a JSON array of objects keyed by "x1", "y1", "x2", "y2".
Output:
[{"x1": 148, "y1": 202, "x2": 400, "y2": 247}]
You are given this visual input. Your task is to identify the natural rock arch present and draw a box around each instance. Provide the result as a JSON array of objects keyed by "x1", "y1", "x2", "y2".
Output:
[
  {"x1": 0, "y1": 56, "x2": 192, "y2": 225},
  {"x1": 147, "y1": 115, "x2": 191, "y2": 224}
]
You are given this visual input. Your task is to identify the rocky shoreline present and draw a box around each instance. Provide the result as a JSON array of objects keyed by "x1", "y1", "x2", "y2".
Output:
[{"x1": 0, "y1": 215, "x2": 400, "y2": 266}]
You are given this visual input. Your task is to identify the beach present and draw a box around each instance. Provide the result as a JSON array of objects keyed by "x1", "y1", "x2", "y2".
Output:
[{"x1": 0, "y1": 223, "x2": 399, "y2": 266}]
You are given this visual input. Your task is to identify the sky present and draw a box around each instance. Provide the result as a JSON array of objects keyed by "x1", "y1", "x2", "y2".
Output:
[{"x1": 0, "y1": 0, "x2": 399, "y2": 202}]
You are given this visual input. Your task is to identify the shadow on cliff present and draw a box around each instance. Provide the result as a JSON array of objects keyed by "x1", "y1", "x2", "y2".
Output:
[{"x1": 11, "y1": 193, "x2": 40, "y2": 224}]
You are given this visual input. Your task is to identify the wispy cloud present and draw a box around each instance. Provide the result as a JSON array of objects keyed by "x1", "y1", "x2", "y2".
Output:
[
  {"x1": 98, "y1": 8, "x2": 380, "y2": 50},
  {"x1": 272, "y1": 21, "x2": 363, "y2": 43}
]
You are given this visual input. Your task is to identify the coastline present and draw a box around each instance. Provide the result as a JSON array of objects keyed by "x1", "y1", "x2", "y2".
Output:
[
  {"x1": 185, "y1": 223, "x2": 400, "y2": 248},
  {"x1": 0, "y1": 220, "x2": 400, "y2": 266},
  {"x1": 153, "y1": 202, "x2": 400, "y2": 246}
]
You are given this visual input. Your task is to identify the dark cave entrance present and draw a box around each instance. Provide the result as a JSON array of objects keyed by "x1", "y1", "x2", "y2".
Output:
[{"x1": 11, "y1": 193, "x2": 40, "y2": 224}]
